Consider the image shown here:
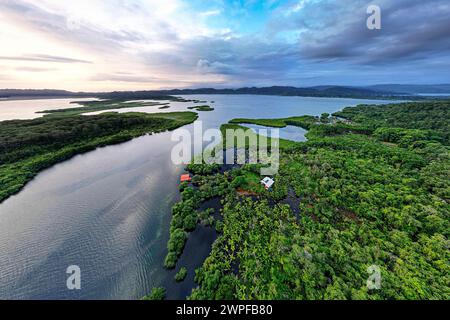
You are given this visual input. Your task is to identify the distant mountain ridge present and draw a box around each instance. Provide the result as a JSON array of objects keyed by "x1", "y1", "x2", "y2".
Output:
[
  {"x1": 365, "y1": 84, "x2": 450, "y2": 94},
  {"x1": 0, "y1": 89, "x2": 92, "y2": 98},
  {"x1": 1, "y1": 85, "x2": 449, "y2": 100},
  {"x1": 128, "y1": 86, "x2": 397, "y2": 98}
]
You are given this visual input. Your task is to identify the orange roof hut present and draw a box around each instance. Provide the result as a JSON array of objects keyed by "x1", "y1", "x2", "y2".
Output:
[{"x1": 180, "y1": 174, "x2": 192, "y2": 183}]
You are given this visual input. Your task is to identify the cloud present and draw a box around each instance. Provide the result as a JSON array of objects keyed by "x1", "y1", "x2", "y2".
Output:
[
  {"x1": 15, "y1": 66, "x2": 58, "y2": 72},
  {"x1": 284, "y1": 0, "x2": 308, "y2": 15},
  {"x1": 90, "y1": 73, "x2": 163, "y2": 83},
  {"x1": 0, "y1": 0, "x2": 212, "y2": 65},
  {"x1": 196, "y1": 59, "x2": 236, "y2": 75},
  {"x1": 200, "y1": 10, "x2": 221, "y2": 17},
  {"x1": 285, "y1": 0, "x2": 450, "y2": 64},
  {"x1": 0, "y1": 0, "x2": 449, "y2": 89},
  {"x1": 0, "y1": 54, "x2": 91, "y2": 64}
]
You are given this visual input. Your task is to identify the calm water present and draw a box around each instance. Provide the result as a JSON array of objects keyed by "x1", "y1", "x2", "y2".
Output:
[
  {"x1": 0, "y1": 95, "x2": 393, "y2": 299},
  {"x1": 244, "y1": 124, "x2": 308, "y2": 142},
  {"x1": 417, "y1": 93, "x2": 450, "y2": 97},
  {"x1": 0, "y1": 98, "x2": 97, "y2": 121}
]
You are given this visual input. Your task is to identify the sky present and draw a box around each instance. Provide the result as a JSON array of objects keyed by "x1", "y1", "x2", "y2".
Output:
[{"x1": 0, "y1": 0, "x2": 449, "y2": 91}]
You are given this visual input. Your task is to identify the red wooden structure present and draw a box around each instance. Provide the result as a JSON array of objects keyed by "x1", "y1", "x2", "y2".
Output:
[{"x1": 180, "y1": 174, "x2": 192, "y2": 182}]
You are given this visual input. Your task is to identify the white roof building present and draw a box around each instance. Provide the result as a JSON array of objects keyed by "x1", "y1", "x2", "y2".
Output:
[{"x1": 261, "y1": 177, "x2": 275, "y2": 190}]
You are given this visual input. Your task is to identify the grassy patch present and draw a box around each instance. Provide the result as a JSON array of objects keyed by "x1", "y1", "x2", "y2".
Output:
[
  {"x1": 188, "y1": 105, "x2": 215, "y2": 112},
  {"x1": 220, "y1": 123, "x2": 298, "y2": 149},
  {"x1": 39, "y1": 99, "x2": 170, "y2": 116},
  {"x1": 229, "y1": 115, "x2": 317, "y2": 130},
  {"x1": 231, "y1": 167, "x2": 265, "y2": 194}
]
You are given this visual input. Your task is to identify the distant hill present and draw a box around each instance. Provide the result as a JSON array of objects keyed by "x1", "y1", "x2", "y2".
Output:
[
  {"x1": 3, "y1": 85, "x2": 449, "y2": 100},
  {"x1": 365, "y1": 84, "x2": 450, "y2": 95},
  {"x1": 0, "y1": 89, "x2": 92, "y2": 99},
  {"x1": 99, "y1": 86, "x2": 409, "y2": 100}
]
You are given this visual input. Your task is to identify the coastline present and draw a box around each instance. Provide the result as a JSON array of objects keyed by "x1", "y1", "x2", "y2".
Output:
[{"x1": 0, "y1": 111, "x2": 198, "y2": 204}]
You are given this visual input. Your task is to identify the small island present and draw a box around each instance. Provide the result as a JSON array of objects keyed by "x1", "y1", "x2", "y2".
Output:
[
  {"x1": 175, "y1": 267, "x2": 188, "y2": 282},
  {"x1": 187, "y1": 105, "x2": 215, "y2": 112},
  {"x1": 38, "y1": 99, "x2": 171, "y2": 116}
]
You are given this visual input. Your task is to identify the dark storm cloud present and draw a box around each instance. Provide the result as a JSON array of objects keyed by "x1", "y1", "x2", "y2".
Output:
[
  {"x1": 174, "y1": 35, "x2": 302, "y2": 81},
  {"x1": 175, "y1": 0, "x2": 450, "y2": 85},
  {"x1": 291, "y1": 0, "x2": 450, "y2": 64}
]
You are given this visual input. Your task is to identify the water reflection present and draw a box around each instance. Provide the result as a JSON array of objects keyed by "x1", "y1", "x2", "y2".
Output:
[{"x1": 0, "y1": 98, "x2": 97, "y2": 121}]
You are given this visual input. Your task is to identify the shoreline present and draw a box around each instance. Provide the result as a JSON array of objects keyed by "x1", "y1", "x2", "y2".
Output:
[{"x1": 0, "y1": 111, "x2": 198, "y2": 204}]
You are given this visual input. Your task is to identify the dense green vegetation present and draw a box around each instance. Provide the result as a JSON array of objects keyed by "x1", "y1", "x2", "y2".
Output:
[
  {"x1": 220, "y1": 123, "x2": 297, "y2": 150},
  {"x1": 334, "y1": 101, "x2": 450, "y2": 144},
  {"x1": 0, "y1": 111, "x2": 198, "y2": 203},
  {"x1": 229, "y1": 115, "x2": 317, "y2": 129},
  {"x1": 143, "y1": 287, "x2": 166, "y2": 300},
  {"x1": 230, "y1": 165, "x2": 266, "y2": 194},
  {"x1": 164, "y1": 165, "x2": 228, "y2": 269},
  {"x1": 188, "y1": 105, "x2": 215, "y2": 112},
  {"x1": 166, "y1": 101, "x2": 449, "y2": 300},
  {"x1": 175, "y1": 267, "x2": 188, "y2": 282}
]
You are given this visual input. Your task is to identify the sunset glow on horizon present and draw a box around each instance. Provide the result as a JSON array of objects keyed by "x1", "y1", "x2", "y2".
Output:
[{"x1": 1, "y1": 0, "x2": 449, "y2": 91}]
